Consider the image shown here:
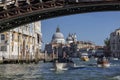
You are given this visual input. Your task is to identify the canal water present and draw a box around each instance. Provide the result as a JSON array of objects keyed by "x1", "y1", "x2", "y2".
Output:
[{"x1": 0, "y1": 59, "x2": 120, "y2": 80}]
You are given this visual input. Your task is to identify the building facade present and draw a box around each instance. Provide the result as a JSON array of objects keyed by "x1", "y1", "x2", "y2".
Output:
[
  {"x1": 77, "y1": 41, "x2": 95, "y2": 49},
  {"x1": 45, "y1": 27, "x2": 65, "y2": 59},
  {"x1": 0, "y1": 21, "x2": 42, "y2": 60},
  {"x1": 110, "y1": 28, "x2": 120, "y2": 58},
  {"x1": 45, "y1": 27, "x2": 96, "y2": 59}
]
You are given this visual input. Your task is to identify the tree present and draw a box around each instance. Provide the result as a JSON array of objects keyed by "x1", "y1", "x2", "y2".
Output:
[
  {"x1": 104, "y1": 38, "x2": 110, "y2": 47},
  {"x1": 104, "y1": 38, "x2": 111, "y2": 57}
]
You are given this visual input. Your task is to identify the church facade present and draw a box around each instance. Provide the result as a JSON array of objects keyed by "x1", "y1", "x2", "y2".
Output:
[{"x1": 45, "y1": 27, "x2": 95, "y2": 59}]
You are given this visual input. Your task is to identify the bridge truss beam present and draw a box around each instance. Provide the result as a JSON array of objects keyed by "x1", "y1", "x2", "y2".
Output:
[{"x1": 0, "y1": 1, "x2": 120, "y2": 32}]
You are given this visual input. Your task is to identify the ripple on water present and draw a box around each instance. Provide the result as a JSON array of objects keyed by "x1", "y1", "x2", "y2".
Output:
[
  {"x1": 0, "y1": 60, "x2": 119, "y2": 80},
  {"x1": 111, "y1": 75, "x2": 120, "y2": 80}
]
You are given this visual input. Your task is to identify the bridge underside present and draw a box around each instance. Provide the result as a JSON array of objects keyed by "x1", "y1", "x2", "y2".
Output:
[{"x1": 0, "y1": 1, "x2": 120, "y2": 32}]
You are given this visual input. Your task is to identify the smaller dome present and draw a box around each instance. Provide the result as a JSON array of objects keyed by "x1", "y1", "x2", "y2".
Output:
[
  {"x1": 66, "y1": 36, "x2": 73, "y2": 41},
  {"x1": 66, "y1": 33, "x2": 73, "y2": 44}
]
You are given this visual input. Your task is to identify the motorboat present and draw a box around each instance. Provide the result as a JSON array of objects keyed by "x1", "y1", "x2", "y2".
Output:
[
  {"x1": 80, "y1": 53, "x2": 89, "y2": 61},
  {"x1": 113, "y1": 57, "x2": 119, "y2": 60},
  {"x1": 53, "y1": 58, "x2": 75, "y2": 70},
  {"x1": 94, "y1": 57, "x2": 98, "y2": 61},
  {"x1": 97, "y1": 57, "x2": 110, "y2": 68}
]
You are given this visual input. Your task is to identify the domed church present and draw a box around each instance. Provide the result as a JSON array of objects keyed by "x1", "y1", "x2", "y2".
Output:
[
  {"x1": 66, "y1": 33, "x2": 77, "y2": 44},
  {"x1": 66, "y1": 33, "x2": 73, "y2": 44},
  {"x1": 51, "y1": 27, "x2": 65, "y2": 44}
]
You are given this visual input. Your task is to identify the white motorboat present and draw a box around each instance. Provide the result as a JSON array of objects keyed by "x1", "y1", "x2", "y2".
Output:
[
  {"x1": 53, "y1": 58, "x2": 75, "y2": 70},
  {"x1": 113, "y1": 58, "x2": 119, "y2": 60},
  {"x1": 95, "y1": 57, "x2": 98, "y2": 61}
]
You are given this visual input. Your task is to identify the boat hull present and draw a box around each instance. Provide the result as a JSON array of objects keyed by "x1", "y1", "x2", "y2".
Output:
[
  {"x1": 54, "y1": 62, "x2": 74, "y2": 70},
  {"x1": 81, "y1": 57, "x2": 89, "y2": 61},
  {"x1": 97, "y1": 57, "x2": 110, "y2": 68},
  {"x1": 97, "y1": 63, "x2": 110, "y2": 68}
]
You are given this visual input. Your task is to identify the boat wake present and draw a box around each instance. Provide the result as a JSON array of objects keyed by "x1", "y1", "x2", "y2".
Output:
[
  {"x1": 50, "y1": 68, "x2": 68, "y2": 71},
  {"x1": 50, "y1": 65, "x2": 86, "y2": 71},
  {"x1": 112, "y1": 75, "x2": 120, "y2": 80},
  {"x1": 68, "y1": 66, "x2": 85, "y2": 70}
]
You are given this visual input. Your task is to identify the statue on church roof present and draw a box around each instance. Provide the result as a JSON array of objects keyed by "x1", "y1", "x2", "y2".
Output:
[{"x1": 56, "y1": 27, "x2": 60, "y2": 32}]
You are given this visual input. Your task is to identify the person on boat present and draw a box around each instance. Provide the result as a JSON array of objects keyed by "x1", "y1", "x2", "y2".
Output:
[{"x1": 97, "y1": 56, "x2": 110, "y2": 67}]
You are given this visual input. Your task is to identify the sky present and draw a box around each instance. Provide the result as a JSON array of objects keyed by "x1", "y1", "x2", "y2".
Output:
[{"x1": 41, "y1": 11, "x2": 120, "y2": 48}]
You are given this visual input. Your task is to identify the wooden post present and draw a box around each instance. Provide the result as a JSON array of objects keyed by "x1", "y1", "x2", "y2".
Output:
[
  {"x1": 52, "y1": 49, "x2": 54, "y2": 60},
  {"x1": 35, "y1": 48, "x2": 38, "y2": 63},
  {"x1": 18, "y1": 30, "x2": 20, "y2": 63},
  {"x1": 44, "y1": 50, "x2": 47, "y2": 62}
]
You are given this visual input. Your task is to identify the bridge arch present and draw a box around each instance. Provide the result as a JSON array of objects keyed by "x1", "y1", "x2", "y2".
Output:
[{"x1": 0, "y1": 0, "x2": 120, "y2": 32}]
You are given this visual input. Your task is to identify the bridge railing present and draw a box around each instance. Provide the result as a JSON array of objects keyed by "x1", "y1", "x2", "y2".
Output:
[
  {"x1": 0, "y1": 0, "x2": 120, "y2": 21},
  {"x1": 0, "y1": 0, "x2": 15, "y2": 6},
  {"x1": 0, "y1": 0, "x2": 118, "y2": 7},
  {"x1": 0, "y1": 0, "x2": 120, "y2": 19},
  {"x1": 0, "y1": 0, "x2": 120, "y2": 32}
]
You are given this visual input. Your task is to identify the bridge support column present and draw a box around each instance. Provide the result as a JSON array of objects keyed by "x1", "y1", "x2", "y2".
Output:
[
  {"x1": 26, "y1": 0, "x2": 30, "y2": 4},
  {"x1": 15, "y1": 0, "x2": 18, "y2": 7}
]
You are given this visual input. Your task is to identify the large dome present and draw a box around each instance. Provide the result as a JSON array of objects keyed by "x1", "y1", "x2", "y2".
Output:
[
  {"x1": 52, "y1": 32, "x2": 64, "y2": 39},
  {"x1": 51, "y1": 27, "x2": 65, "y2": 44}
]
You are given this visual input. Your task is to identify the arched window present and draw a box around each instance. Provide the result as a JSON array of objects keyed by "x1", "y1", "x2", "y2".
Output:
[
  {"x1": 1, "y1": 34, "x2": 5, "y2": 40},
  {"x1": 118, "y1": 32, "x2": 119, "y2": 35},
  {"x1": 12, "y1": 33, "x2": 14, "y2": 41},
  {"x1": 119, "y1": 39, "x2": 120, "y2": 43}
]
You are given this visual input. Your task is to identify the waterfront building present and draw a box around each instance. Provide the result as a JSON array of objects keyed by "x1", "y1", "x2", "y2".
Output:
[
  {"x1": 66, "y1": 33, "x2": 95, "y2": 50},
  {"x1": 77, "y1": 41, "x2": 95, "y2": 49},
  {"x1": 110, "y1": 28, "x2": 120, "y2": 58},
  {"x1": 0, "y1": 21, "x2": 42, "y2": 61}
]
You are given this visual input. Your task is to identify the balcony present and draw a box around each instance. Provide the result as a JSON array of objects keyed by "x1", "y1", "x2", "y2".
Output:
[
  {"x1": 23, "y1": 30, "x2": 29, "y2": 35},
  {"x1": 12, "y1": 28, "x2": 18, "y2": 32},
  {"x1": 18, "y1": 28, "x2": 22, "y2": 33}
]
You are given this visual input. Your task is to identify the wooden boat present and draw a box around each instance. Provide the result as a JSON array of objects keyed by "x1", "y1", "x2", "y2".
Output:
[{"x1": 97, "y1": 57, "x2": 110, "y2": 68}]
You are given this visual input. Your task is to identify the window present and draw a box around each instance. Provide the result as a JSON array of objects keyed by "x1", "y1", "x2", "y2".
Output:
[
  {"x1": 119, "y1": 39, "x2": 120, "y2": 43},
  {"x1": 12, "y1": 46, "x2": 13, "y2": 52},
  {"x1": 26, "y1": 45, "x2": 28, "y2": 50},
  {"x1": 1, "y1": 46, "x2": 7, "y2": 51},
  {"x1": 26, "y1": 26, "x2": 28, "y2": 31},
  {"x1": 12, "y1": 33, "x2": 14, "y2": 41},
  {"x1": 30, "y1": 24, "x2": 33, "y2": 33},
  {"x1": 1, "y1": 34, "x2": 5, "y2": 40},
  {"x1": 118, "y1": 32, "x2": 120, "y2": 36},
  {"x1": 32, "y1": 38, "x2": 34, "y2": 43},
  {"x1": 18, "y1": 35, "x2": 20, "y2": 41},
  {"x1": 37, "y1": 34, "x2": 40, "y2": 43},
  {"x1": 32, "y1": 46, "x2": 34, "y2": 50}
]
